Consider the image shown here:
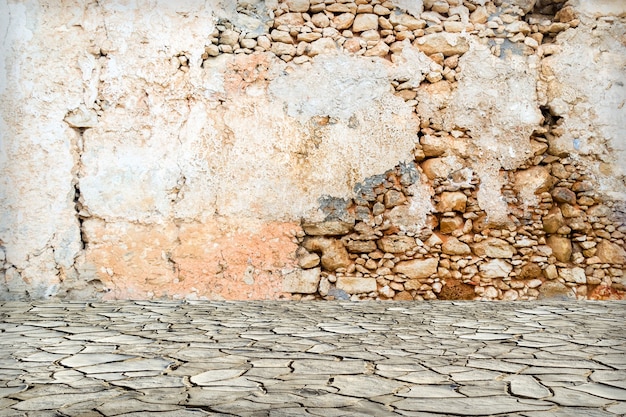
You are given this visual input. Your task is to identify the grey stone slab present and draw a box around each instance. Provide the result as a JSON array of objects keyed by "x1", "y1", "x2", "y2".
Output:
[
  {"x1": 12, "y1": 391, "x2": 122, "y2": 411},
  {"x1": 77, "y1": 358, "x2": 172, "y2": 374},
  {"x1": 110, "y1": 376, "x2": 185, "y2": 389},
  {"x1": 60, "y1": 353, "x2": 136, "y2": 368},
  {"x1": 394, "y1": 396, "x2": 552, "y2": 415},
  {"x1": 507, "y1": 375, "x2": 552, "y2": 399},
  {"x1": 190, "y1": 369, "x2": 246, "y2": 385},
  {"x1": 547, "y1": 386, "x2": 614, "y2": 407},
  {"x1": 569, "y1": 383, "x2": 626, "y2": 401},
  {"x1": 96, "y1": 398, "x2": 181, "y2": 415},
  {"x1": 331, "y1": 375, "x2": 407, "y2": 397},
  {"x1": 291, "y1": 359, "x2": 367, "y2": 375},
  {"x1": 397, "y1": 384, "x2": 465, "y2": 398},
  {"x1": 0, "y1": 386, "x2": 28, "y2": 398}
]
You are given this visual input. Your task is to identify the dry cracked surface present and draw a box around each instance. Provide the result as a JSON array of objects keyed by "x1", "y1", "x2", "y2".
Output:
[{"x1": 0, "y1": 301, "x2": 625, "y2": 416}]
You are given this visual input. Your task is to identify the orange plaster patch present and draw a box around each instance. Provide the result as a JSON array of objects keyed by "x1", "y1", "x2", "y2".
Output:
[{"x1": 84, "y1": 220, "x2": 299, "y2": 300}]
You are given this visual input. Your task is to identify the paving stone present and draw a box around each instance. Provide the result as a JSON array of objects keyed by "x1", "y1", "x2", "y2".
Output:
[
  {"x1": 569, "y1": 383, "x2": 626, "y2": 400},
  {"x1": 397, "y1": 384, "x2": 465, "y2": 398},
  {"x1": 547, "y1": 386, "x2": 614, "y2": 407},
  {"x1": 0, "y1": 300, "x2": 624, "y2": 415},
  {"x1": 394, "y1": 396, "x2": 552, "y2": 414},
  {"x1": 507, "y1": 375, "x2": 553, "y2": 399}
]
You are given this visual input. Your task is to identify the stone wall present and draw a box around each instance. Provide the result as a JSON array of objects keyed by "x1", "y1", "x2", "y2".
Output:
[{"x1": 0, "y1": 0, "x2": 624, "y2": 301}]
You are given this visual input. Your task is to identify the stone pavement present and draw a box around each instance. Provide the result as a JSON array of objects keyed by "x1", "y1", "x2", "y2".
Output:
[{"x1": 0, "y1": 301, "x2": 625, "y2": 417}]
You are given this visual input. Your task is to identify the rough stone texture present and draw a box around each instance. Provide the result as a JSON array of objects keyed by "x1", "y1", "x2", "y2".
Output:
[
  {"x1": 1, "y1": 0, "x2": 625, "y2": 301},
  {"x1": 394, "y1": 258, "x2": 439, "y2": 279}
]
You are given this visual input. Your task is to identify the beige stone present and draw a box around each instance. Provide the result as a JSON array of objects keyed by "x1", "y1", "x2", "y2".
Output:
[
  {"x1": 353, "y1": 14, "x2": 379, "y2": 32},
  {"x1": 302, "y1": 220, "x2": 353, "y2": 236},
  {"x1": 333, "y1": 13, "x2": 356, "y2": 30},
  {"x1": 282, "y1": 268, "x2": 321, "y2": 293},
  {"x1": 384, "y1": 190, "x2": 406, "y2": 208},
  {"x1": 551, "y1": 187, "x2": 576, "y2": 205},
  {"x1": 394, "y1": 291, "x2": 414, "y2": 301},
  {"x1": 271, "y1": 42, "x2": 297, "y2": 56},
  {"x1": 394, "y1": 258, "x2": 439, "y2": 279},
  {"x1": 364, "y1": 41, "x2": 390, "y2": 57},
  {"x1": 298, "y1": 252, "x2": 320, "y2": 269},
  {"x1": 514, "y1": 166, "x2": 553, "y2": 199},
  {"x1": 480, "y1": 259, "x2": 513, "y2": 278},
  {"x1": 297, "y1": 32, "x2": 322, "y2": 42},
  {"x1": 302, "y1": 237, "x2": 351, "y2": 271},
  {"x1": 286, "y1": 0, "x2": 310, "y2": 12},
  {"x1": 469, "y1": 6, "x2": 489, "y2": 24},
  {"x1": 378, "y1": 236, "x2": 417, "y2": 253},
  {"x1": 559, "y1": 267, "x2": 587, "y2": 284},
  {"x1": 472, "y1": 238, "x2": 515, "y2": 259},
  {"x1": 311, "y1": 13, "x2": 330, "y2": 28},
  {"x1": 307, "y1": 37, "x2": 338, "y2": 56},
  {"x1": 542, "y1": 207, "x2": 565, "y2": 234},
  {"x1": 346, "y1": 240, "x2": 377, "y2": 253},
  {"x1": 546, "y1": 235, "x2": 572, "y2": 263},
  {"x1": 414, "y1": 33, "x2": 469, "y2": 56},
  {"x1": 442, "y1": 237, "x2": 471, "y2": 256},
  {"x1": 336, "y1": 277, "x2": 377, "y2": 294},
  {"x1": 596, "y1": 240, "x2": 626, "y2": 264},
  {"x1": 538, "y1": 280, "x2": 575, "y2": 300},
  {"x1": 437, "y1": 191, "x2": 467, "y2": 213},
  {"x1": 275, "y1": 13, "x2": 305, "y2": 27},
  {"x1": 388, "y1": 12, "x2": 425, "y2": 30},
  {"x1": 219, "y1": 30, "x2": 240, "y2": 46},
  {"x1": 439, "y1": 216, "x2": 464, "y2": 234},
  {"x1": 421, "y1": 157, "x2": 454, "y2": 179}
]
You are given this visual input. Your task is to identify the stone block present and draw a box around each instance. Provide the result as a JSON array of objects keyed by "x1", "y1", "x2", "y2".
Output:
[
  {"x1": 282, "y1": 268, "x2": 321, "y2": 293},
  {"x1": 336, "y1": 277, "x2": 377, "y2": 294},
  {"x1": 394, "y1": 258, "x2": 439, "y2": 279}
]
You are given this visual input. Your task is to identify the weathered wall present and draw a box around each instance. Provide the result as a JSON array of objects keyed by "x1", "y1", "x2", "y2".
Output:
[{"x1": 0, "y1": 0, "x2": 624, "y2": 301}]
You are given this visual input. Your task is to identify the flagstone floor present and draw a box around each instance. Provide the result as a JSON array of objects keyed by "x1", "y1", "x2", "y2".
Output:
[{"x1": 0, "y1": 300, "x2": 625, "y2": 416}]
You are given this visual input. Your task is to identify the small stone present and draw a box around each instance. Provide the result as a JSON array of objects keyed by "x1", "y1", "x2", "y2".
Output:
[
  {"x1": 384, "y1": 190, "x2": 406, "y2": 208},
  {"x1": 271, "y1": 29, "x2": 294, "y2": 44},
  {"x1": 520, "y1": 263, "x2": 542, "y2": 279},
  {"x1": 298, "y1": 252, "x2": 320, "y2": 269},
  {"x1": 336, "y1": 277, "x2": 377, "y2": 294},
  {"x1": 394, "y1": 290, "x2": 414, "y2": 300},
  {"x1": 312, "y1": 13, "x2": 330, "y2": 28},
  {"x1": 547, "y1": 235, "x2": 572, "y2": 262},
  {"x1": 346, "y1": 240, "x2": 378, "y2": 253},
  {"x1": 333, "y1": 13, "x2": 355, "y2": 30},
  {"x1": 543, "y1": 207, "x2": 565, "y2": 234},
  {"x1": 353, "y1": 14, "x2": 379, "y2": 32},
  {"x1": 469, "y1": 6, "x2": 489, "y2": 24},
  {"x1": 303, "y1": 237, "x2": 351, "y2": 271},
  {"x1": 219, "y1": 30, "x2": 240, "y2": 46},
  {"x1": 440, "y1": 216, "x2": 464, "y2": 234},
  {"x1": 480, "y1": 259, "x2": 513, "y2": 278},
  {"x1": 297, "y1": 32, "x2": 322, "y2": 42},
  {"x1": 437, "y1": 191, "x2": 467, "y2": 212},
  {"x1": 286, "y1": 0, "x2": 310, "y2": 13},
  {"x1": 514, "y1": 166, "x2": 553, "y2": 201},
  {"x1": 472, "y1": 238, "x2": 515, "y2": 258},
  {"x1": 308, "y1": 37, "x2": 337, "y2": 56},
  {"x1": 378, "y1": 236, "x2": 417, "y2": 253},
  {"x1": 270, "y1": 42, "x2": 297, "y2": 56},
  {"x1": 502, "y1": 289, "x2": 519, "y2": 300},
  {"x1": 552, "y1": 187, "x2": 576, "y2": 205},
  {"x1": 364, "y1": 40, "x2": 389, "y2": 57},
  {"x1": 302, "y1": 220, "x2": 353, "y2": 236},
  {"x1": 414, "y1": 32, "x2": 469, "y2": 56},
  {"x1": 394, "y1": 258, "x2": 439, "y2": 279},
  {"x1": 538, "y1": 280, "x2": 575, "y2": 299},
  {"x1": 275, "y1": 13, "x2": 305, "y2": 27},
  {"x1": 596, "y1": 240, "x2": 626, "y2": 264},
  {"x1": 389, "y1": 12, "x2": 425, "y2": 30},
  {"x1": 559, "y1": 267, "x2": 587, "y2": 284},
  {"x1": 282, "y1": 268, "x2": 321, "y2": 293},
  {"x1": 442, "y1": 237, "x2": 471, "y2": 256}
]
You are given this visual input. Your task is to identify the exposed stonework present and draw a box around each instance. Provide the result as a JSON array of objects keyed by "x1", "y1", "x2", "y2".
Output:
[{"x1": 0, "y1": 0, "x2": 624, "y2": 301}]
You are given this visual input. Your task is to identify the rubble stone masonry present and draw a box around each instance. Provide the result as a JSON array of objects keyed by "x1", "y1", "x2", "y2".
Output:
[{"x1": 0, "y1": 0, "x2": 624, "y2": 301}]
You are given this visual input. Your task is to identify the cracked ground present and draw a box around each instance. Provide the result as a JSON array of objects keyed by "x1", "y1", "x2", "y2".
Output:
[{"x1": 0, "y1": 301, "x2": 625, "y2": 416}]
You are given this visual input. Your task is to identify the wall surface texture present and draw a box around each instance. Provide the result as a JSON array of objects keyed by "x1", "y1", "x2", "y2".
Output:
[{"x1": 0, "y1": 0, "x2": 625, "y2": 301}]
